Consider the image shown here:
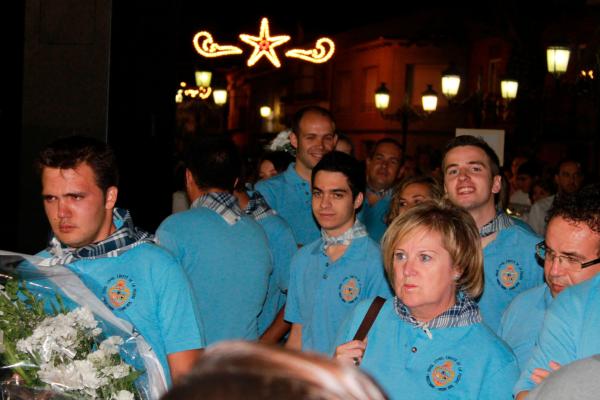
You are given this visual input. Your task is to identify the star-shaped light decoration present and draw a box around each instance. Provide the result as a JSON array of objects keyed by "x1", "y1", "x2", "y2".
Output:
[{"x1": 239, "y1": 18, "x2": 290, "y2": 68}]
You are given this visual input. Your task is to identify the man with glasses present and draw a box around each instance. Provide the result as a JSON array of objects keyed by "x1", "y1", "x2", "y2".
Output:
[{"x1": 511, "y1": 183, "x2": 600, "y2": 399}]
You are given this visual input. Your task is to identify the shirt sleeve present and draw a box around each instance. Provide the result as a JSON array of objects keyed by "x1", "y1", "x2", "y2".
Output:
[
  {"x1": 513, "y1": 289, "x2": 579, "y2": 395},
  {"x1": 152, "y1": 254, "x2": 206, "y2": 354},
  {"x1": 271, "y1": 220, "x2": 298, "y2": 293},
  {"x1": 283, "y1": 253, "x2": 303, "y2": 324},
  {"x1": 331, "y1": 299, "x2": 372, "y2": 355},
  {"x1": 480, "y1": 359, "x2": 520, "y2": 400}
]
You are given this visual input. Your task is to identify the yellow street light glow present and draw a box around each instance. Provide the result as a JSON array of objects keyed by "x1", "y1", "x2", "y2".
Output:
[
  {"x1": 285, "y1": 37, "x2": 335, "y2": 64},
  {"x1": 260, "y1": 106, "x2": 272, "y2": 118},
  {"x1": 193, "y1": 31, "x2": 243, "y2": 58},
  {"x1": 213, "y1": 89, "x2": 228, "y2": 106},
  {"x1": 239, "y1": 17, "x2": 290, "y2": 68}
]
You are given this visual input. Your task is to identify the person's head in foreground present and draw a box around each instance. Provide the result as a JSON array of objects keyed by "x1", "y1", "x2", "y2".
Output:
[
  {"x1": 386, "y1": 175, "x2": 444, "y2": 224},
  {"x1": 537, "y1": 183, "x2": 600, "y2": 298},
  {"x1": 162, "y1": 341, "x2": 388, "y2": 400},
  {"x1": 381, "y1": 200, "x2": 483, "y2": 321},
  {"x1": 37, "y1": 136, "x2": 119, "y2": 248}
]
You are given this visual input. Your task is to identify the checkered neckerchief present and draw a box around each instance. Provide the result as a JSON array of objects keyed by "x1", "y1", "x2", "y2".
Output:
[
  {"x1": 46, "y1": 208, "x2": 154, "y2": 266},
  {"x1": 394, "y1": 292, "x2": 481, "y2": 339},
  {"x1": 192, "y1": 192, "x2": 242, "y2": 225},
  {"x1": 479, "y1": 211, "x2": 514, "y2": 238},
  {"x1": 321, "y1": 219, "x2": 368, "y2": 251},
  {"x1": 244, "y1": 191, "x2": 276, "y2": 221}
]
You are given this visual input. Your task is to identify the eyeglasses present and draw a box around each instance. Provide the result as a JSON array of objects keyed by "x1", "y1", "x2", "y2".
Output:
[{"x1": 536, "y1": 242, "x2": 600, "y2": 271}]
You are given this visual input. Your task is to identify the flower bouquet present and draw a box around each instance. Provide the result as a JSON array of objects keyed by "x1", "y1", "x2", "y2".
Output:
[{"x1": 0, "y1": 252, "x2": 166, "y2": 400}]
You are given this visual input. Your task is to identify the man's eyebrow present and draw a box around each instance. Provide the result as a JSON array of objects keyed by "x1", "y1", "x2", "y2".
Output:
[{"x1": 467, "y1": 161, "x2": 487, "y2": 167}]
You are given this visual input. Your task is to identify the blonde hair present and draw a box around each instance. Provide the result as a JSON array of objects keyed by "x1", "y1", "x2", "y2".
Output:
[
  {"x1": 163, "y1": 341, "x2": 388, "y2": 400},
  {"x1": 386, "y1": 175, "x2": 444, "y2": 224},
  {"x1": 381, "y1": 200, "x2": 484, "y2": 299}
]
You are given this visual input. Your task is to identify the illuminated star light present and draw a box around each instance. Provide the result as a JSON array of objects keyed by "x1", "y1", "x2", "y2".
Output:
[
  {"x1": 285, "y1": 37, "x2": 335, "y2": 64},
  {"x1": 239, "y1": 17, "x2": 290, "y2": 68}
]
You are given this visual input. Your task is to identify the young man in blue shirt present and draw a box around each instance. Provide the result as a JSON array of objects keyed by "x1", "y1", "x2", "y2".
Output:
[
  {"x1": 285, "y1": 151, "x2": 392, "y2": 354},
  {"x1": 157, "y1": 136, "x2": 272, "y2": 345},
  {"x1": 255, "y1": 106, "x2": 337, "y2": 247},
  {"x1": 359, "y1": 138, "x2": 403, "y2": 243},
  {"x1": 442, "y1": 135, "x2": 543, "y2": 331},
  {"x1": 514, "y1": 183, "x2": 600, "y2": 399},
  {"x1": 37, "y1": 136, "x2": 204, "y2": 387}
]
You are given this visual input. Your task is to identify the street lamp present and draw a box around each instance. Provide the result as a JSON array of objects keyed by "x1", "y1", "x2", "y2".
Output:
[
  {"x1": 260, "y1": 106, "x2": 272, "y2": 118},
  {"x1": 374, "y1": 82, "x2": 435, "y2": 152},
  {"x1": 441, "y1": 65, "x2": 461, "y2": 100},
  {"x1": 421, "y1": 84, "x2": 439, "y2": 112},
  {"x1": 546, "y1": 46, "x2": 570, "y2": 77},
  {"x1": 213, "y1": 88, "x2": 228, "y2": 106},
  {"x1": 195, "y1": 70, "x2": 212, "y2": 88},
  {"x1": 500, "y1": 78, "x2": 519, "y2": 100}
]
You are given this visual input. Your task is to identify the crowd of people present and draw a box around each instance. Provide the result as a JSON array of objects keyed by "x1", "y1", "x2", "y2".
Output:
[{"x1": 17, "y1": 104, "x2": 600, "y2": 399}]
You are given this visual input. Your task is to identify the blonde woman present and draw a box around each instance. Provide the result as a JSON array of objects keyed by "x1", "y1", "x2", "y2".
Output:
[{"x1": 334, "y1": 201, "x2": 519, "y2": 399}]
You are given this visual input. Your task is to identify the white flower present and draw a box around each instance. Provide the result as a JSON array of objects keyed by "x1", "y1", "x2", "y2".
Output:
[
  {"x1": 111, "y1": 390, "x2": 134, "y2": 400},
  {"x1": 99, "y1": 336, "x2": 124, "y2": 355},
  {"x1": 39, "y1": 359, "x2": 108, "y2": 391},
  {"x1": 268, "y1": 129, "x2": 292, "y2": 151},
  {"x1": 102, "y1": 363, "x2": 131, "y2": 379}
]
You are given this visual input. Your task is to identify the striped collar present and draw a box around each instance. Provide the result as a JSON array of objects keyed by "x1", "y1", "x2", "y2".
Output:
[
  {"x1": 393, "y1": 292, "x2": 481, "y2": 339},
  {"x1": 192, "y1": 192, "x2": 242, "y2": 225}
]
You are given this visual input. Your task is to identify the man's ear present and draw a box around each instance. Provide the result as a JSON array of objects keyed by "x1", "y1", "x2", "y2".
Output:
[
  {"x1": 354, "y1": 192, "x2": 364, "y2": 210},
  {"x1": 491, "y1": 175, "x2": 502, "y2": 194},
  {"x1": 289, "y1": 132, "x2": 298, "y2": 149},
  {"x1": 104, "y1": 186, "x2": 118, "y2": 209}
]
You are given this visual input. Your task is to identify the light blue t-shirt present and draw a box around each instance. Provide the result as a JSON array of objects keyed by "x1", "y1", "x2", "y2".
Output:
[
  {"x1": 334, "y1": 299, "x2": 519, "y2": 400},
  {"x1": 358, "y1": 194, "x2": 391, "y2": 244},
  {"x1": 255, "y1": 163, "x2": 319, "y2": 246},
  {"x1": 40, "y1": 244, "x2": 205, "y2": 387},
  {"x1": 480, "y1": 224, "x2": 543, "y2": 331},
  {"x1": 514, "y1": 273, "x2": 600, "y2": 395},
  {"x1": 285, "y1": 235, "x2": 392, "y2": 354},
  {"x1": 498, "y1": 284, "x2": 553, "y2": 370},
  {"x1": 254, "y1": 213, "x2": 297, "y2": 335},
  {"x1": 157, "y1": 207, "x2": 272, "y2": 345}
]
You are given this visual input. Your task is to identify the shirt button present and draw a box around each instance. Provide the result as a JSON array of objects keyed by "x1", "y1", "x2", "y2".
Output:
[
  {"x1": 325, "y1": 262, "x2": 329, "y2": 266},
  {"x1": 411, "y1": 347, "x2": 417, "y2": 353},
  {"x1": 323, "y1": 274, "x2": 328, "y2": 279}
]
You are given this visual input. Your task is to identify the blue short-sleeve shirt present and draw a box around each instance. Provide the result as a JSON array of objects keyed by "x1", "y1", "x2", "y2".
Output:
[
  {"x1": 254, "y1": 213, "x2": 297, "y2": 334},
  {"x1": 358, "y1": 194, "x2": 391, "y2": 244},
  {"x1": 285, "y1": 235, "x2": 392, "y2": 354},
  {"x1": 498, "y1": 284, "x2": 553, "y2": 369},
  {"x1": 41, "y1": 244, "x2": 206, "y2": 387},
  {"x1": 514, "y1": 274, "x2": 600, "y2": 395},
  {"x1": 255, "y1": 163, "x2": 319, "y2": 246},
  {"x1": 335, "y1": 299, "x2": 519, "y2": 400},
  {"x1": 157, "y1": 207, "x2": 272, "y2": 345},
  {"x1": 480, "y1": 224, "x2": 543, "y2": 331}
]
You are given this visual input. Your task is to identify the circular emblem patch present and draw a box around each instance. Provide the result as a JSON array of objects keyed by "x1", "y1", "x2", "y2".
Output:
[
  {"x1": 426, "y1": 356, "x2": 462, "y2": 391},
  {"x1": 496, "y1": 260, "x2": 523, "y2": 290},
  {"x1": 103, "y1": 275, "x2": 137, "y2": 311},
  {"x1": 338, "y1": 275, "x2": 361, "y2": 303}
]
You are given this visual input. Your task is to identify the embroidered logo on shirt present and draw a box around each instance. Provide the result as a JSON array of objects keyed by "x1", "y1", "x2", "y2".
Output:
[
  {"x1": 103, "y1": 275, "x2": 137, "y2": 311},
  {"x1": 338, "y1": 275, "x2": 361, "y2": 303},
  {"x1": 426, "y1": 356, "x2": 462, "y2": 391},
  {"x1": 496, "y1": 260, "x2": 523, "y2": 290}
]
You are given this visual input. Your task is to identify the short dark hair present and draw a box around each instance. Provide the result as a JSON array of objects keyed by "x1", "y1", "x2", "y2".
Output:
[
  {"x1": 258, "y1": 150, "x2": 294, "y2": 174},
  {"x1": 548, "y1": 183, "x2": 600, "y2": 236},
  {"x1": 36, "y1": 136, "x2": 119, "y2": 192},
  {"x1": 185, "y1": 135, "x2": 241, "y2": 191},
  {"x1": 368, "y1": 138, "x2": 403, "y2": 159},
  {"x1": 311, "y1": 151, "x2": 365, "y2": 199},
  {"x1": 556, "y1": 158, "x2": 583, "y2": 175},
  {"x1": 443, "y1": 135, "x2": 501, "y2": 177},
  {"x1": 291, "y1": 106, "x2": 335, "y2": 135}
]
